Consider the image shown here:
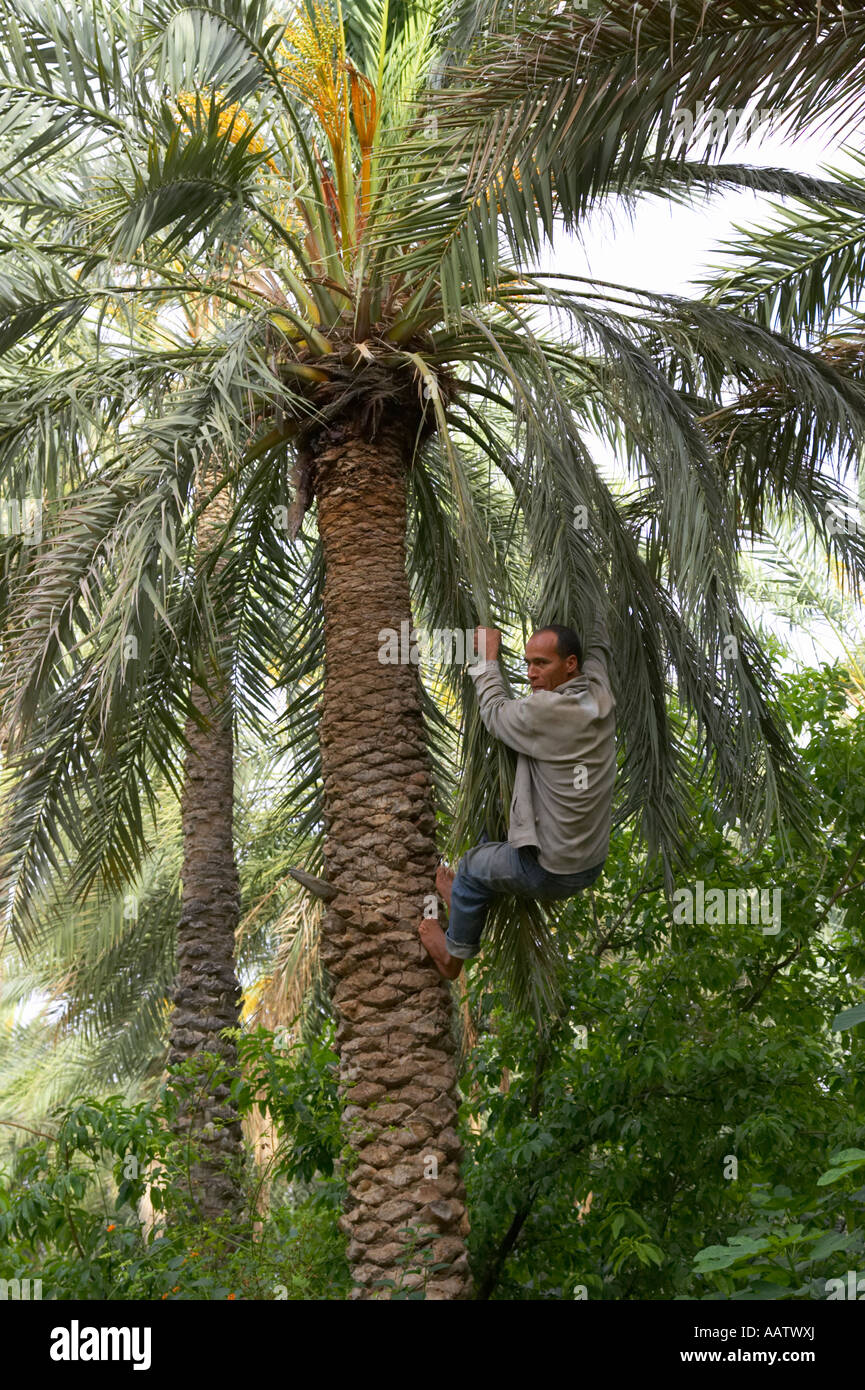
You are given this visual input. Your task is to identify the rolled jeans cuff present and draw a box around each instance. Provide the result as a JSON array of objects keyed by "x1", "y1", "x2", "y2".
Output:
[{"x1": 443, "y1": 929, "x2": 481, "y2": 960}]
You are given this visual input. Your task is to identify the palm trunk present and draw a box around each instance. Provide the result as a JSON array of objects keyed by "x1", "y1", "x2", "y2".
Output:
[
  {"x1": 167, "y1": 465, "x2": 245, "y2": 1221},
  {"x1": 313, "y1": 417, "x2": 472, "y2": 1300}
]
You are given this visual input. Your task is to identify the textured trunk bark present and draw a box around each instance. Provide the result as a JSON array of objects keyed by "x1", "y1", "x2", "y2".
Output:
[
  {"x1": 167, "y1": 467, "x2": 245, "y2": 1221},
  {"x1": 313, "y1": 417, "x2": 472, "y2": 1300}
]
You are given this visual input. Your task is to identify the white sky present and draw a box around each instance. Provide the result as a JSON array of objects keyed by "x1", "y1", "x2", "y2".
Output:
[{"x1": 546, "y1": 121, "x2": 864, "y2": 294}]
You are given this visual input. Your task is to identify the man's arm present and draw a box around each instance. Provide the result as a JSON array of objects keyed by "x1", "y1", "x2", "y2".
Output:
[
  {"x1": 467, "y1": 628, "x2": 562, "y2": 756},
  {"x1": 582, "y1": 607, "x2": 614, "y2": 683},
  {"x1": 467, "y1": 656, "x2": 553, "y2": 756}
]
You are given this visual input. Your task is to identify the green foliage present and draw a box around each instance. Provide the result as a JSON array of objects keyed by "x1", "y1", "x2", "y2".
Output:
[
  {"x1": 691, "y1": 1157, "x2": 865, "y2": 1299},
  {"x1": 2, "y1": 665, "x2": 864, "y2": 1301},
  {"x1": 232, "y1": 1026, "x2": 343, "y2": 1184},
  {"x1": 458, "y1": 666, "x2": 865, "y2": 1299},
  {"x1": 0, "y1": 1029, "x2": 349, "y2": 1300}
]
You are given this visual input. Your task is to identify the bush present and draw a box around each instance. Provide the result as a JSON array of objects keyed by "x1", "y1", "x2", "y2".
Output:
[{"x1": 0, "y1": 1028, "x2": 351, "y2": 1300}]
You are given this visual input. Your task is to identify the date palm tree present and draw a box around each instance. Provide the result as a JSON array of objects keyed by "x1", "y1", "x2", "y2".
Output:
[{"x1": 4, "y1": 0, "x2": 865, "y2": 1296}]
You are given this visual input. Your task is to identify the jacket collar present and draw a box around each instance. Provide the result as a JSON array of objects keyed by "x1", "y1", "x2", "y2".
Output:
[{"x1": 550, "y1": 673, "x2": 588, "y2": 695}]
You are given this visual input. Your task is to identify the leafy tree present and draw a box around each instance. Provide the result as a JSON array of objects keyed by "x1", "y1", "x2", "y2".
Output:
[
  {"x1": 0, "y1": 1031, "x2": 351, "y2": 1300},
  {"x1": 459, "y1": 664, "x2": 865, "y2": 1299}
]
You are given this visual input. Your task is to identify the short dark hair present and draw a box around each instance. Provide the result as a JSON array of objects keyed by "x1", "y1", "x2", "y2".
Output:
[{"x1": 534, "y1": 624, "x2": 583, "y2": 666}]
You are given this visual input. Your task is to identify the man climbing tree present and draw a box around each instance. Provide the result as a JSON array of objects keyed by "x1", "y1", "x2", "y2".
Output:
[{"x1": 419, "y1": 614, "x2": 617, "y2": 978}]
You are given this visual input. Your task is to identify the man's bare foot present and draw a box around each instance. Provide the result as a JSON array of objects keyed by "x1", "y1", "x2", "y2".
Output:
[
  {"x1": 435, "y1": 864, "x2": 455, "y2": 910},
  {"x1": 418, "y1": 919, "x2": 463, "y2": 979}
]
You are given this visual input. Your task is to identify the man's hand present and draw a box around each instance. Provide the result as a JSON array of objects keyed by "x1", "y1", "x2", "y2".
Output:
[{"x1": 473, "y1": 626, "x2": 501, "y2": 661}]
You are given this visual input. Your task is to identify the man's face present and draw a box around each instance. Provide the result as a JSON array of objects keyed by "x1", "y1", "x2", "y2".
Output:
[{"x1": 525, "y1": 631, "x2": 579, "y2": 692}]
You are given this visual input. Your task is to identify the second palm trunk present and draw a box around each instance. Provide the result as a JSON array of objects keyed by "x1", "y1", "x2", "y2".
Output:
[{"x1": 168, "y1": 464, "x2": 245, "y2": 1222}]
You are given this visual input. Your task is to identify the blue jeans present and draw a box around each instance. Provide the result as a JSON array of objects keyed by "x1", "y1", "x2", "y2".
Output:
[{"x1": 444, "y1": 841, "x2": 604, "y2": 960}]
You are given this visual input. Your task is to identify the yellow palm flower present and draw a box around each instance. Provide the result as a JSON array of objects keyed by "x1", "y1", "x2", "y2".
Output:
[{"x1": 175, "y1": 91, "x2": 280, "y2": 176}]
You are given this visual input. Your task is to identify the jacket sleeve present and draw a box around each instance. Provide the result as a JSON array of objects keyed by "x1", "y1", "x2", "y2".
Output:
[
  {"x1": 467, "y1": 660, "x2": 559, "y2": 756},
  {"x1": 581, "y1": 609, "x2": 615, "y2": 707}
]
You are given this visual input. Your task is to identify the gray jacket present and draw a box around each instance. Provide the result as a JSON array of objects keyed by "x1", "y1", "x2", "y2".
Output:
[{"x1": 467, "y1": 615, "x2": 616, "y2": 873}]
